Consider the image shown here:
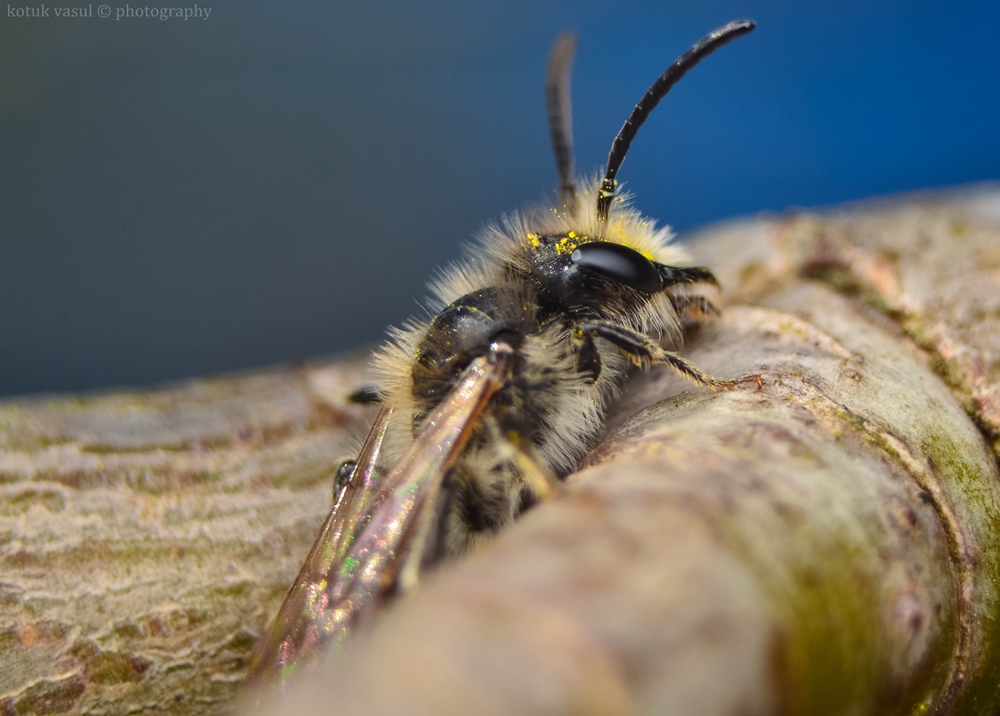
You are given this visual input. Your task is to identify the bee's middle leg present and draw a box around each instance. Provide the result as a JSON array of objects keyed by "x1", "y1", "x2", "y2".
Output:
[{"x1": 481, "y1": 416, "x2": 559, "y2": 504}]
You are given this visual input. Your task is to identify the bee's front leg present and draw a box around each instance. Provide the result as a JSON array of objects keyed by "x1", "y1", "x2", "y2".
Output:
[{"x1": 581, "y1": 320, "x2": 733, "y2": 389}]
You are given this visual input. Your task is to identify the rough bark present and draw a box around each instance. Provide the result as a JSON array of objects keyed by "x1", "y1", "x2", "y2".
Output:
[{"x1": 2, "y1": 185, "x2": 1000, "y2": 715}]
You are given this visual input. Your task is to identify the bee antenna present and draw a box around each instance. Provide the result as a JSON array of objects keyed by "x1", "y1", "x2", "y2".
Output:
[
  {"x1": 596, "y1": 20, "x2": 756, "y2": 223},
  {"x1": 546, "y1": 33, "x2": 578, "y2": 212}
]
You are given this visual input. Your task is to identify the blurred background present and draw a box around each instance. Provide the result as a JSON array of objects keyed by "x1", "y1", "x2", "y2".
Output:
[{"x1": 1, "y1": 0, "x2": 998, "y2": 397}]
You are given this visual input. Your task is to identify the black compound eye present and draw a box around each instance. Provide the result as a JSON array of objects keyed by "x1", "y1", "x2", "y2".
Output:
[{"x1": 570, "y1": 242, "x2": 662, "y2": 293}]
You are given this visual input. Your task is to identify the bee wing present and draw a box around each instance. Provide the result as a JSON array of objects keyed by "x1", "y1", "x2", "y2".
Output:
[
  {"x1": 243, "y1": 351, "x2": 510, "y2": 695},
  {"x1": 243, "y1": 403, "x2": 392, "y2": 692}
]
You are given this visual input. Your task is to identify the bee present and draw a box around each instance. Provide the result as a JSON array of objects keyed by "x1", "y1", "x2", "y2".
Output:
[{"x1": 243, "y1": 19, "x2": 755, "y2": 697}]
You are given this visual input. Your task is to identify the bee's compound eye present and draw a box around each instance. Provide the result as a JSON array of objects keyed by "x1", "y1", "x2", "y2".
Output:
[{"x1": 570, "y1": 242, "x2": 662, "y2": 293}]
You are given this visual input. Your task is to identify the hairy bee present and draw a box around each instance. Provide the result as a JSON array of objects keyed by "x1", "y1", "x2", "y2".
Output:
[{"x1": 243, "y1": 19, "x2": 755, "y2": 697}]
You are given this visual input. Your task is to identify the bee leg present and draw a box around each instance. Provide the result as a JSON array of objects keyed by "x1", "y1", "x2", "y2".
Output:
[
  {"x1": 347, "y1": 385, "x2": 382, "y2": 405},
  {"x1": 580, "y1": 320, "x2": 733, "y2": 389},
  {"x1": 511, "y1": 448, "x2": 559, "y2": 507},
  {"x1": 395, "y1": 479, "x2": 453, "y2": 594},
  {"x1": 573, "y1": 327, "x2": 602, "y2": 382},
  {"x1": 332, "y1": 459, "x2": 356, "y2": 502},
  {"x1": 670, "y1": 293, "x2": 720, "y2": 319},
  {"x1": 480, "y1": 417, "x2": 559, "y2": 502}
]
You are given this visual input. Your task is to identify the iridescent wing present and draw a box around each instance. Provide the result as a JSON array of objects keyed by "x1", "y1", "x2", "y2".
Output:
[
  {"x1": 242, "y1": 404, "x2": 392, "y2": 694},
  {"x1": 243, "y1": 350, "x2": 510, "y2": 698}
]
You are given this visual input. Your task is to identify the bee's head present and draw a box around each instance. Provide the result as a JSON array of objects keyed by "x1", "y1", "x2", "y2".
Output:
[{"x1": 523, "y1": 20, "x2": 753, "y2": 310}]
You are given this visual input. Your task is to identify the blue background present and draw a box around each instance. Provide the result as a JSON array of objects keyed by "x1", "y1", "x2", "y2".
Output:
[{"x1": 2, "y1": 1, "x2": 998, "y2": 396}]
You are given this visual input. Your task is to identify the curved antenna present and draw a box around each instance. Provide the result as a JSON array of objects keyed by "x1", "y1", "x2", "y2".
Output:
[
  {"x1": 596, "y1": 19, "x2": 756, "y2": 223},
  {"x1": 546, "y1": 33, "x2": 578, "y2": 212}
]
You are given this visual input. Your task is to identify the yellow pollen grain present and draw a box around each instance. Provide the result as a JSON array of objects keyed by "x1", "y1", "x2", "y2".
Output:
[{"x1": 554, "y1": 236, "x2": 578, "y2": 256}]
